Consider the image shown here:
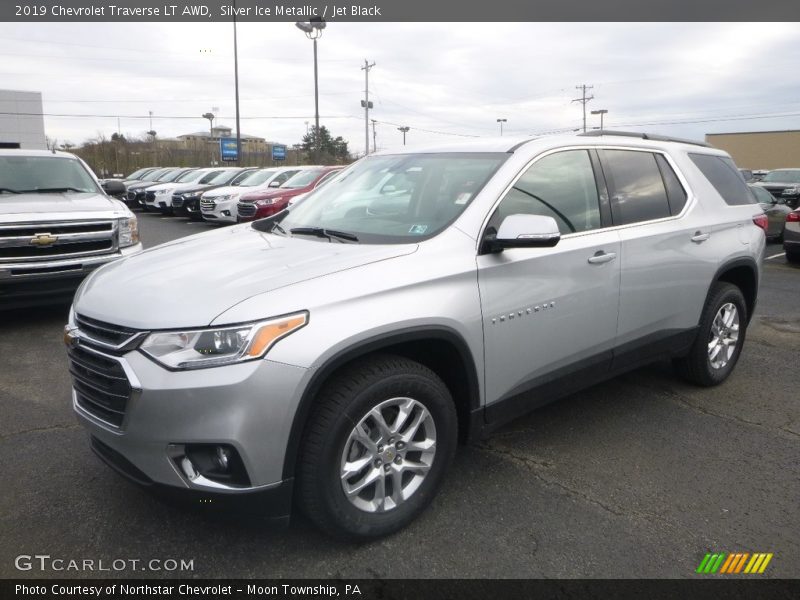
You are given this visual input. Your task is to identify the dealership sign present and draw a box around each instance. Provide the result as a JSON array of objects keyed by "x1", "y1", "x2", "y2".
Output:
[
  {"x1": 272, "y1": 144, "x2": 287, "y2": 161},
  {"x1": 219, "y1": 138, "x2": 238, "y2": 161}
]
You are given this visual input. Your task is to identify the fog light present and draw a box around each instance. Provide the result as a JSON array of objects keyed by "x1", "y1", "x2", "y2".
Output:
[
  {"x1": 215, "y1": 446, "x2": 231, "y2": 471},
  {"x1": 180, "y1": 443, "x2": 250, "y2": 487},
  {"x1": 222, "y1": 210, "x2": 231, "y2": 216}
]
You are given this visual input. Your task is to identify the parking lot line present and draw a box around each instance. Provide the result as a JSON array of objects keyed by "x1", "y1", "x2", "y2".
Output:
[{"x1": 766, "y1": 252, "x2": 786, "y2": 260}]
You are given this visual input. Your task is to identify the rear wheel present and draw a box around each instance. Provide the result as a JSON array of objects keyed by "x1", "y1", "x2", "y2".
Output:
[
  {"x1": 297, "y1": 354, "x2": 457, "y2": 540},
  {"x1": 674, "y1": 282, "x2": 747, "y2": 386}
]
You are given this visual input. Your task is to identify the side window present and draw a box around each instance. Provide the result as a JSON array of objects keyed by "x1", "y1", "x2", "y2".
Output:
[
  {"x1": 688, "y1": 153, "x2": 755, "y2": 206},
  {"x1": 655, "y1": 154, "x2": 688, "y2": 215},
  {"x1": 602, "y1": 150, "x2": 671, "y2": 225},
  {"x1": 487, "y1": 150, "x2": 601, "y2": 235}
]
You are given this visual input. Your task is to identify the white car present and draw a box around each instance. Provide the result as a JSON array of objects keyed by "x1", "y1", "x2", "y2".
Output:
[
  {"x1": 144, "y1": 168, "x2": 221, "y2": 213},
  {"x1": 200, "y1": 166, "x2": 302, "y2": 223}
]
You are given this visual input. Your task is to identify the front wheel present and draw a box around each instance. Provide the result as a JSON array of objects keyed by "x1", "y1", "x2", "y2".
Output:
[
  {"x1": 673, "y1": 282, "x2": 747, "y2": 386},
  {"x1": 297, "y1": 354, "x2": 457, "y2": 540}
]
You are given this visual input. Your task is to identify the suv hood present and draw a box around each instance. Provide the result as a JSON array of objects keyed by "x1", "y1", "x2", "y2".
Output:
[
  {"x1": 203, "y1": 184, "x2": 252, "y2": 198},
  {"x1": 0, "y1": 192, "x2": 120, "y2": 216},
  {"x1": 74, "y1": 224, "x2": 417, "y2": 329}
]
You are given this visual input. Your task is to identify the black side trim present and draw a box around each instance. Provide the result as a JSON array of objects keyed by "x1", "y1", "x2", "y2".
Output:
[
  {"x1": 280, "y1": 326, "x2": 481, "y2": 479},
  {"x1": 482, "y1": 327, "x2": 699, "y2": 433},
  {"x1": 484, "y1": 351, "x2": 612, "y2": 429}
]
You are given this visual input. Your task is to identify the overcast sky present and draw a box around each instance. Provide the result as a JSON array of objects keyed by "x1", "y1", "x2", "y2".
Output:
[{"x1": 1, "y1": 22, "x2": 798, "y2": 155}]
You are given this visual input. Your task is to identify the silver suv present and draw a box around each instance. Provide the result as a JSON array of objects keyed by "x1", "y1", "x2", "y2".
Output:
[{"x1": 65, "y1": 132, "x2": 766, "y2": 539}]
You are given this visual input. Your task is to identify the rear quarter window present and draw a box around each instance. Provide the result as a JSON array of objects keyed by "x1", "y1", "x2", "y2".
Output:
[{"x1": 689, "y1": 153, "x2": 755, "y2": 206}]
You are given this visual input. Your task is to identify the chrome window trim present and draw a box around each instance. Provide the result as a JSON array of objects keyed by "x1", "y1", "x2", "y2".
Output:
[{"x1": 475, "y1": 144, "x2": 698, "y2": 250}]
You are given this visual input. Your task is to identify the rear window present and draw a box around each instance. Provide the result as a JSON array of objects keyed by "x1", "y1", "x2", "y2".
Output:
[
  {"x1": 601, "y1": 149, "x2": 671, "y2": 225},
  {"x1": 689, "y1": 154, "x2": 755, "y2": 206}
]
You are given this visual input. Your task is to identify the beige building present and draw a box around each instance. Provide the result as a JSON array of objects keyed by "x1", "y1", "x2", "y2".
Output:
[{"x1": 705, "y1": 130, "x2": 800, "y2": 170}]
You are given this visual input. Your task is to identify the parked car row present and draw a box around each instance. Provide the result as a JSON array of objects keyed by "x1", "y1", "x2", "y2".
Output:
[{"x1": 107, "y1": 164, "x2": 346, "y2": 225}]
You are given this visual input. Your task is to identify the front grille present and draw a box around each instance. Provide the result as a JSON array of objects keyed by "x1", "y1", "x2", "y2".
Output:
[
  {"x1": 75, "y1": 313, "x2": 139, "y2": 347},
  {"x1": 126, "y1": 190, "x2": 137, "y2": 201},
  {"x1": 237, "y1": 202, "x2": 256, "y2": 218},
  {"x1": 145, "y1": 191, "x2": 156, "y2": 201},
  {"x1": 0, "y1": 221, "x2": 116, "y2": 262},
  {"x1": 172, "y1": 194, "x2": 184, "y2": 208},
  {"x1": 200, "y1": 198, "x2": 216, "y2": 211},
  {"x1": 68, "y1": 344, "x2": 131, "y2": 428}
]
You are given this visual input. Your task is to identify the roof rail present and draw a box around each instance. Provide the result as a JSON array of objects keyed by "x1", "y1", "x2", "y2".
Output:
[{"x1": 577, "y1": 130, "x2": 711, "y2": 148}]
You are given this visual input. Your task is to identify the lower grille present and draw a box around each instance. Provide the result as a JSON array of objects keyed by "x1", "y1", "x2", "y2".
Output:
[
  {"x1": 145, "y1": 191, "x2": 156, "y2": 201},
  {"x1": 126, "y1": 191, "x2": 137, "y2": 201},
  {"x1": 172, "y1": 195, "x2": 184, "y2": 208},
  {"x1": 237, "y1": 202, "x2": 256, "y2": 218},
  {"x1": 68, "y1": 344, "x2": 131, "y2": 428}
]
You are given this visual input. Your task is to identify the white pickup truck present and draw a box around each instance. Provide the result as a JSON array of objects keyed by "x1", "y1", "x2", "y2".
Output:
[{"x1": 0, "y1": 149, "x2": 143, "y2": 309}]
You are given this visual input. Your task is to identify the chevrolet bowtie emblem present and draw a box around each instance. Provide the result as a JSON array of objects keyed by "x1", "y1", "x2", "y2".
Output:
[{"x1": 30, "y1": 233, "x2": 58, "y2": 246}]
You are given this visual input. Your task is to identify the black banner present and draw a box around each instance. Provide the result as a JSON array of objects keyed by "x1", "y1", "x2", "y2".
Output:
[
  {"x1": 3, "y1": 580, "x2": 800, "y2": 600},
  {"x1": 2, "y1": 0, "x2": 799, "y2": 22}
]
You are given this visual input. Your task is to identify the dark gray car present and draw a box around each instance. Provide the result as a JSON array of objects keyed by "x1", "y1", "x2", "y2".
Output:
[{"x1": 750, "y1": 184, "x2": 792, "y2": 240}]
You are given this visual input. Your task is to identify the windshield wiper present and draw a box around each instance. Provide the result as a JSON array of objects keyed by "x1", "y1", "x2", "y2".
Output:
[
  {"x1": 19, "y1": 187, "x2": 87, "y2": 193},
  {"x1": 290, "y1": 227, "x2": 359, "y2": 242},
  {"x1": 0, "y1": 187, "x2": 21, "y2": 194}
]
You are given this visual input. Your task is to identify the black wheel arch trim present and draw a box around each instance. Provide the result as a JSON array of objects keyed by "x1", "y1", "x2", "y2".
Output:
[
  {"x1": 281, "y1": 326, "x2": 482, "y2": 480},
  {"x1": 710, "y1": 255, "x2": 760, "y2": 323}
]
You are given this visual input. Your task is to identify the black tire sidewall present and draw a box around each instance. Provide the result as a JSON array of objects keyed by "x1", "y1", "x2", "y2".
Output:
[{"x1": 312, "y1": 369, "x2": 456, "y2": 539}]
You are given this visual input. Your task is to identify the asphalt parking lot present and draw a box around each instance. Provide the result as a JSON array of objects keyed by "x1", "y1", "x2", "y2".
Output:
[{"x1": 1, "y1": 212, "x2": 798, "y2": 579}]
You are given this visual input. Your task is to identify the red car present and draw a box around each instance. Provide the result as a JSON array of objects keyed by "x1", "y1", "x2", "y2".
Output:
[{"x1": 237, "y1": 166, "x2": 343, "y2": 222}]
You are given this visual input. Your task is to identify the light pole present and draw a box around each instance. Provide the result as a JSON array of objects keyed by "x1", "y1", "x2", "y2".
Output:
[
  {"x1": 296, "y1": 18, "x2": 326, "y2": 163},
  {"x1": 590, "y1": 109, "x2": 608, "y2": 132},
  {"x1": 397, "y1": 126, "x2": 409, "y2": 145},
  {"x1": 202, "y1": 112, "x2": 215, "y2": 165},
  {"x1": 497, "y1": 118, "x2": 507, "y2": 136}
]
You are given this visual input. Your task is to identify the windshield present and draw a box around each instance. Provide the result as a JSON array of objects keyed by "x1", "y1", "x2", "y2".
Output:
[
  {"x1": 159, "y1": 169, "x2": 188, "y2": 183},
  {"x1": 749, "y1": 185, "x2": 775, "y2": 203},
  {"x1": 230, "y1": 170, "x2": 256, "y2": 185},
  {"x1": 282, "y1": 168, "x2": 325, "y2": 189},
  {"x1": 237, "y1": 169, "x2": 278, "y2": 187},
  {"x1": 206, "y1": 169, "x2": 239, "y2": 185},
  {"x1": 127, "y1": 167, "x2": 151, "y2": 179},
  {"x1": 0, "y1": 156, "x2": 100, "y2": 194},
  {"x1": 762, "y1": 170, "x2": 800, "y2": 183},
  {"x1": 274, "y1": 153, "x2": 506, "y2": 243},
  {"x1": 175, "y1": 169, "x2": 202, "y2": 183},
  {"x1": 199, "y1": 170, "x2": 224, "y2": 184}
]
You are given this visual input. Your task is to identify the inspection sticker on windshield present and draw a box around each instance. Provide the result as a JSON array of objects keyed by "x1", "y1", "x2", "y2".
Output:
[
  {"x1": 454, "y1": 192, "x2": 472, "y2": 205},
  {"x1": 409, "y1": 224, "x2": 428, "y2": 235}
]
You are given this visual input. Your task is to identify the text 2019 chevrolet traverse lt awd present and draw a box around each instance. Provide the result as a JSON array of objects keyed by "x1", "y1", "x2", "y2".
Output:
[{"x1": 65, "y1": 132, "x2": 765, "y2": 539}]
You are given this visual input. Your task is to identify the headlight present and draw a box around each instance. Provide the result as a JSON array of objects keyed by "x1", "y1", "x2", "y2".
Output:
[
  {"x1": 156, "y1": 189, "x2": 169, "y2": 195},
  {"x1": 256, "y1": 197, "x2": 280, "y2": 206},
  {"x1": 139, "y1": 312, "x2": 308, "y2": 370},
  {"x1": 118, "y1": 216, "x2": 139, "y2": 247},
  {"x1": 783, "y1": 187, "x2": 799, "y2": 195}
]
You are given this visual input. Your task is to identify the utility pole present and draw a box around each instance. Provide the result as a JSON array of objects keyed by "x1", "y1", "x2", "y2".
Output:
[
  {"x1": 233, "y1": 0, "x2": 242, "y2": 166},
  {"x1": 361, "y1": 59, "x2": 376, "y2": 156},
  {"x1": 572, "y1": 84, "x2": 594, "y2": 132},
  {"x1": 371, "y1": 119, "x2": 377, "y2": 153}
]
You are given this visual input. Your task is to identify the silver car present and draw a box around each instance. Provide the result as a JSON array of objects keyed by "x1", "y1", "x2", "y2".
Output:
[{"x1": 65, "y1": 132, "x2": 766, "y2": 539}]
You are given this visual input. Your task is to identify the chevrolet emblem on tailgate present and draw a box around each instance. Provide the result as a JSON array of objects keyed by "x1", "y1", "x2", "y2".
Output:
[{"x1": 30, "y1": 233, "x2": 58, "y2": 246}]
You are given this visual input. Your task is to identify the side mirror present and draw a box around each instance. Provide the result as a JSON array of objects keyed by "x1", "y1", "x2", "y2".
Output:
[
  {"x1": 101, "y1": 180, "x2": 126, "y2": 196},
  {"x1": 268, "y1": 180, "x2": 282, "y2": 188},
  {"x1": 487, "y1": 214, "x2": 561, "y2": 251}
]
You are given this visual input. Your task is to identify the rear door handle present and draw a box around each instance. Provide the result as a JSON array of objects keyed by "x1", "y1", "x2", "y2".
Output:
[
  {"x1": 587, "y1": 250, "x2": 617, "y2": 264},
  {"x1": 691, "y1": 231, "x2": 710, "y2": 243}
]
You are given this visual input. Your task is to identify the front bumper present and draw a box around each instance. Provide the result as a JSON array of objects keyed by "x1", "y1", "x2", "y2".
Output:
[
  {"x1": 69, "y1": 338, "x2": 308, "y2": 508},
  {"x1": 201, "y1": 198, "x2": 238, "y2": 223},
  {"x1": 0, "y1": 244, "x2": 143, "y2": 308}
]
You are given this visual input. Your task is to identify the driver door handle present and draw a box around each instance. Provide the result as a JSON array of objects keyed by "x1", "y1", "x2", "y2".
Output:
[
  {"x1": 587, "y1": 250, "x2": 617, "y2": 265},
  {"x1": 691, "y1": 231, "x2": 711, "y2": 243}
]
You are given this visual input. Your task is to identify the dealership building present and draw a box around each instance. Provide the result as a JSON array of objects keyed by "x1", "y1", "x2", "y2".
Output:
[
  {"x1": 705, "y1": 130, "x2": 800, "y2": 170},
  {"x1": 0, "y1": 89, "x2": 47, "y2": 149}
]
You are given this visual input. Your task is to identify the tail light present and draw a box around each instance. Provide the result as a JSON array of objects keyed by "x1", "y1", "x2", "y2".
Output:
[
  {"x1": 752, "y1": 214, "x2": 769, "y2": 233},
  {"x1": 787, "y1": 211, "x2": 800, "y2": 223}
]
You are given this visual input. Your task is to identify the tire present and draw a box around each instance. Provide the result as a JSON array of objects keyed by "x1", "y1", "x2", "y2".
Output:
[
  {"x1": 673, "y1": 282, "x2": 747, "y2": 386},
  {"x1": 297, "y1": 354, "x2": 457, "y2": 540}
]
